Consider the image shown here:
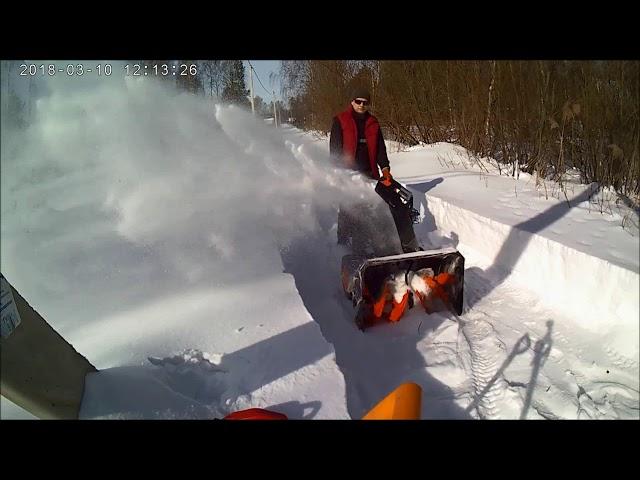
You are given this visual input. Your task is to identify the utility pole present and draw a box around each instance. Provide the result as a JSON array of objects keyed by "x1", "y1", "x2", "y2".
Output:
[
  {"x1": 249, "y1": 62, "x2": 255, "y2": 115},
  {"x1": 272, "y1": 90, "x2": 278, "y2": 128}
]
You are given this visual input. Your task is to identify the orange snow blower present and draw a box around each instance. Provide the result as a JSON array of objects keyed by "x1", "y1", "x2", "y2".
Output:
[{"x1": 340, "y1": 177, "x2": 465, "y2": 330}]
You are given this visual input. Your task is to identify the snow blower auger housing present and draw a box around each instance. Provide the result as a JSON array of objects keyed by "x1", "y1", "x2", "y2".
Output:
[{"x1": 341, "y1": 247, "x2": 465, "y2": 331}]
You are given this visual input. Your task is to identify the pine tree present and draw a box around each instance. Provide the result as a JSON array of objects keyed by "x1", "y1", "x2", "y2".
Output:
[{"x1": 221, "y1": 60, "x2": 250, "y2": 107}]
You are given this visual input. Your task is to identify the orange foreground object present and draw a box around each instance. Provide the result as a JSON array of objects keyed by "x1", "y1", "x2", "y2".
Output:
[
  {"x1": 224, "y1": 385, "x2": 421, "y2": 421},
  {"x1": 362, "y1": 382, "x2": 422, "y2": 420},
  {"x1": 224, "y1": 408, "x2": 288, "y2": 420}
]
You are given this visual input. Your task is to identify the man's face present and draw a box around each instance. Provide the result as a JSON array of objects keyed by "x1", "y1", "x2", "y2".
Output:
[{"x1": 351, "y1": 98, "x2": 369, "y2": 114}]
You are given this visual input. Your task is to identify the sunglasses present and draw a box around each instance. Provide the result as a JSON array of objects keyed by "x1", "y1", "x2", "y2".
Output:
[{"x1": 353, "y1": 99, "x2": 369, "y2": 106}]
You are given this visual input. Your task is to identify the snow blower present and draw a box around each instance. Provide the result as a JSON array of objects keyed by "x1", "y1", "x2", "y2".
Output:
[{"x1": 340, "y1": 179, "x2": 465, "y2": 331}]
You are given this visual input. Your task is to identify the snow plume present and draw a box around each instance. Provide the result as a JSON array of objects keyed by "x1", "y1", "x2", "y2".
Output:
[
  {"x1": 212, "y1": 103, "x2": 381, "y2": 241},
  {"x1": 1, "y1": 70, "x2": 377, "y2": 333}
]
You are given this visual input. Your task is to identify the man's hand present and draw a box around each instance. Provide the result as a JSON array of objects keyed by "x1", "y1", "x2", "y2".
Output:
[{"x1": 381, "y1": 167, "x2": 393, "y2": 187}]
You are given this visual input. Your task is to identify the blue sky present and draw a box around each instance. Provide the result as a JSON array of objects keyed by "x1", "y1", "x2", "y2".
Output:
[{"x1": 243, "y1": 60, "x2": 282, "y2": 104}]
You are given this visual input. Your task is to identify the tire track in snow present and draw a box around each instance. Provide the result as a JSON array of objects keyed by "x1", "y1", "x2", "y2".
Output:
[
  {"x1": 458, "y1": 267, "x2": 512, "y2": 418},
  {"x1": 462, "y1": 257, "x2": 638, "y2": 418},
  {"x1": 460, "y1": 313, "x2": 506, "y2": 419}
]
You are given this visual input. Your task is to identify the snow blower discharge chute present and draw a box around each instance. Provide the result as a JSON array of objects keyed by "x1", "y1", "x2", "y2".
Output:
[{"x1": 341, "y1": 179, "x2": 465, "y2": 331}]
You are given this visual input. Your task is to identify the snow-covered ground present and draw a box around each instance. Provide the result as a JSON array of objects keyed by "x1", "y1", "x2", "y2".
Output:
[{"x1": 1, "y1": 76, "x2": 638, "y2": 419}]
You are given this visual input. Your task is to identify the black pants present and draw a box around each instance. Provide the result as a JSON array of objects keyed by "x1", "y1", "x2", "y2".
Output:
[
  {"x1": 338, "y1": 200, "x2": 420, "y2": 255},
  {"x1": 388, "y1": 203, "x2": 421, "y2": 253}
]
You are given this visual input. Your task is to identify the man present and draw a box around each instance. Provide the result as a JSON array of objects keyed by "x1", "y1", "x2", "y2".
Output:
[{"x1": 329, "y1": 88, "x2": 422, "y2": 254}]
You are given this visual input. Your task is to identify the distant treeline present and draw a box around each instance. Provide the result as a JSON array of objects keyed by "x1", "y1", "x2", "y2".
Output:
[{"x1": 281, "y1": 60, "x2": 639, "y2": 198}]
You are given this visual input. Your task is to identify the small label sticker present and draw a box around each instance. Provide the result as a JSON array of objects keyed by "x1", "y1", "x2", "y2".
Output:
[{"x1": 1, "y1": 275, "x2": 22, "y2": 339}]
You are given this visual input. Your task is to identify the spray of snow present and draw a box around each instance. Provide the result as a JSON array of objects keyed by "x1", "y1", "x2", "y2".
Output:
[{"x1": 1, "y1": 71, "x2": 381, "y2": 335}]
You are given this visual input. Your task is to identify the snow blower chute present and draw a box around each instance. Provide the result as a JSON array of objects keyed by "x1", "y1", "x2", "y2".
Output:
[
  {"x1": 340, "y1": 179, "x2": 465, "y2": 331},
  {"x1": 374, "y1": 178, "x2": 421, "y2": 225}
]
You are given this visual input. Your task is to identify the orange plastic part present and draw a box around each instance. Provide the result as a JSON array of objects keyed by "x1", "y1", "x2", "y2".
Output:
[{"x1": 362, "y1": 383, "x2": 422, "y2": 420}]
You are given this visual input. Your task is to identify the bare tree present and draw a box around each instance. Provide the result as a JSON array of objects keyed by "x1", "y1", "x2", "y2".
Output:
[
  {"x1": 279, "y1": 59, "x2": 639, "y2": 198},
  {"x1": 200, "y1": 60, "x2": 228, "y2": 98}
]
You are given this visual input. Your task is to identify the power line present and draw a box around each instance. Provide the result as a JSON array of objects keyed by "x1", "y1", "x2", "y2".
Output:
[
  {"x1": 247, "y1": 61, "x2": 282, "y2": 127},
  {"x1": 247, "y1": 61, "x2": 276, "y2": 100}
]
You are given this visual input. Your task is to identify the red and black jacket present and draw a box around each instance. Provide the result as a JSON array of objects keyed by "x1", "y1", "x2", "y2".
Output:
[{"x1": 329, "y1": 107, "x2": 390, "y2": 179}]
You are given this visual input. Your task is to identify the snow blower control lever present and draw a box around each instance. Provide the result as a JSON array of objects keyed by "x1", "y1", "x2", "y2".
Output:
[{"x1": 375, "y1": 178, "x2": 420, "y2": 224}]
